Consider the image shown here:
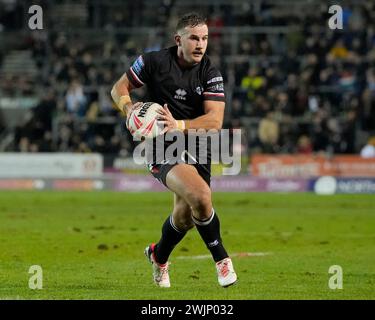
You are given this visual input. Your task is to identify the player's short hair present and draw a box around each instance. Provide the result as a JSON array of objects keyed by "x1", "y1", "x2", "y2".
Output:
[{"x1": 176, "y1": 12, "x2": 207, "y2": 33}]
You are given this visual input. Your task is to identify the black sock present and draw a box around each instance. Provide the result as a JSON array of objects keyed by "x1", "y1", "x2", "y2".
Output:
[
  {"x1": 193, "y1": 209, "x2": 229, "y2": 262},
  {"x1": 154, "y1": 215, "x2": 187, "y2": 264}
]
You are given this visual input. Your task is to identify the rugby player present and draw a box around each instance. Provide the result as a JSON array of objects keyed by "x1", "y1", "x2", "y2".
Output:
[{"x1": 111, "y1": 12, "x2": 237, "y2": 288}]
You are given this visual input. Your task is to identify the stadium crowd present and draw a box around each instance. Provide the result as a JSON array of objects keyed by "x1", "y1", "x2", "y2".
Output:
[{"x1": 1, "y1": 0, "x2": 375, "y2": 159}]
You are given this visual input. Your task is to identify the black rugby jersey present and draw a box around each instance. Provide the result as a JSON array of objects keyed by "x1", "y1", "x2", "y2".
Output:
[{"x1": 126, "y1": 46, "x2": 225, "y2": 121}]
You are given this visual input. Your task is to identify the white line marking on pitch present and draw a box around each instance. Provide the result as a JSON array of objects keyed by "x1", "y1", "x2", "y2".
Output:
[{"x1": 176, "y1": 252, "x2": 272, "y2": 260}]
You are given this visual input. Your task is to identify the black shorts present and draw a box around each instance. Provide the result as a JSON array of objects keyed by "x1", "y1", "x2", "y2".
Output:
[
  {"x1": 145, "y1": 133, "x2": 212, "y2": 188},
  {"x1": 148, "y1": 161, "x2": 211, "y2": 187}
]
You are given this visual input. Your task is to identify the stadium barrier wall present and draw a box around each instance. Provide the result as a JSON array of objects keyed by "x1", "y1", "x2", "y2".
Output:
[
  {"x1": 0, "y1": 154, "x2": 374, "y2": 193},
  {"x1": 0, "y1": 153, "x2": 103, "y2": 178},
  {"x1": 1, "y1": 174, "x2": 374, "y2": 194},
  {"x1": 251, "y1": 155, "x2": 375, "y2": 178},
  {"x1": 310, "y1": 176, "x2": 375, "y2": 194},
  {"x1": 0, "y1": 175, "x2": 308, "y2": 192}
]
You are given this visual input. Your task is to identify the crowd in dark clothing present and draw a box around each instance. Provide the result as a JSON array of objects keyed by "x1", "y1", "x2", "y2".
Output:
[{"x1": 1, "y1": 1, "x2": 375, "y2": 156}]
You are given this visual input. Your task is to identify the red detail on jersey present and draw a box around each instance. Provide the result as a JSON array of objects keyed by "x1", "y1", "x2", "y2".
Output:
[
  {"x1": 203, "y1": 92, "x2": 225, "y2": 97},
  {"x1": 129, "y1": 67, "x2": 144, "y2": 87}
]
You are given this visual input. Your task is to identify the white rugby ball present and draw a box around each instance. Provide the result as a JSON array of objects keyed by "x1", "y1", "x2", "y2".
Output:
[{"x1": 127, "y1": 102, "x2": 164, "y2": 139}]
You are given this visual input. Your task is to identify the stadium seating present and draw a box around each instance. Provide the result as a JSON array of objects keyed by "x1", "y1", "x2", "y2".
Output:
[{"x1": 1, "y1": 0, "x2": 374, "y2": 170}]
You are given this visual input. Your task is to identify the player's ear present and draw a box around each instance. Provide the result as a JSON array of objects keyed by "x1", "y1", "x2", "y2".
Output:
[{"x1": 175, "y1": 34, "x2": 181, "y2": 46}]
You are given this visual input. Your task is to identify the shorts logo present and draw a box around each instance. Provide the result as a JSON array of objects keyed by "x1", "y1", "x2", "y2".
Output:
[
  {"x1": 174, "y1": 88, "x2": 187, "y2": 100},
  {"x1": 148, "y1": 164, "x2": 159, "y2": 174},
  {"x1": 195, "y1": 86, "x2": 203, "y2": 95}
]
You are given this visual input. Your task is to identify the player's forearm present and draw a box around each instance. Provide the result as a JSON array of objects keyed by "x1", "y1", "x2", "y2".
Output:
[
  {"x1": 181, "y1": 113, "x2": 223, "y2": 131},
  {"x1": 111, "y1": 79, "x2": 133, "y2": 115}
]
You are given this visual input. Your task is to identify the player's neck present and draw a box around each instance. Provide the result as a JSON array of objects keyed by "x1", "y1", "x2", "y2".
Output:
[{"x1": 176, "y1": 48, "x2": 198, "y2": 69}]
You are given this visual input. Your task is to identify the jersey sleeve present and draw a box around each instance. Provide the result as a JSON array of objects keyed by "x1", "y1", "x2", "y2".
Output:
[
  {"x1": 126, "y1": 53, "x2": 153, "y2": 88},
  {"x1": 203, "y1": 66, "x2": 225, "y2": 102}
]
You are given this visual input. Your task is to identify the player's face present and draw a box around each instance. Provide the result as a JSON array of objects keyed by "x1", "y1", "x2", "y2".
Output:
[{"x1": 177, "y1": 24, "x2": 208, "y2": 65}]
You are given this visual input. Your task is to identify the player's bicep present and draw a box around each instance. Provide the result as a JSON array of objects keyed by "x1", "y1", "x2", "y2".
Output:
[{"x1": 204, "y1": 100, "x2": 225, "y2": 129}]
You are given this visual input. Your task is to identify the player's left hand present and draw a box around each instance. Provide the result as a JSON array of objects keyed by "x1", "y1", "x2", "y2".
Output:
[{"x1": 156, "y1": 104, "x2": 179, "y2": 134}]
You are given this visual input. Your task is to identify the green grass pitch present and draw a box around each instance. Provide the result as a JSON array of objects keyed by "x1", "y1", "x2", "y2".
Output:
[{"x1": 0, "y1": 191, "x2": 374, "y2": 300}]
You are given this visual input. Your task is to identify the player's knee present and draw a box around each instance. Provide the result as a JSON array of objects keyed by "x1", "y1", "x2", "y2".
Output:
[
  {"x1": 187, "y1": 187, "x2": 212, "y2": 219},
  {"x1": 172, "y1": 207, "x2": 194, "y2": 231},
  {"x1": 174, "y1": 214, "x2": 195, "y2": 231}
]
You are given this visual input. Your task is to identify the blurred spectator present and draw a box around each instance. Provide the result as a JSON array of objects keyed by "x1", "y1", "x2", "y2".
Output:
[
  {"x1": 311, "y1": 110, "x2": 330, "y2": 153},
  {"x1": 65, "y1": 79, "x2": 88, "y2": 117},
  {"x1": 252, "y1": 95, "x2": 271, "y2": 117},
  {"x1": 33, "y1": 89, "x2": 57, "y2": 131},
  {"x1": 361, "y1": 68, "x2": 375, "y2": 130},
  {"x1": 91, "y1": 135, "x2": 107, "y2": 153},
  {"x1": 108, "y1": 136, "x2": 122, "y2": 154},
  {"x1": 296, "y1": 135, "x2": 313, "y2": 154},
  {"x1": 360, "y1": 137, "x2": 375, "y2": 158},
  {"x1": 275, "y1": 92, "x2": 291, "y2": 114},
  {"x1": 258, "y1": 112, "x2": 279, "y2": 153},
  {"x1": 39, "y1": 131, "x2": 54, "y2": 152},
  {"x1": 340, "y1": 110, "x2": 357, "y2": 153},
  {"x1": 239, "y1": 39, "x2": 255, "y2": 55},
  {"x1": 328, "y1": 39, "x2": 349, "y2": 60},
  {"x1": 241, "y1": 67, "x2": 265, "y2": 101},
  {"x1": 0, "y1": 0, "x2": 23, "y2": 30},
  {"x1": 230, "y1": 98, "x2": 243, "y2": 120},
  {"x1": 17, "y1": 137, "x2": 30, "y2": 153},
  {"x1": 207, "y1": 11, "x2": 224, "y2": 39}
]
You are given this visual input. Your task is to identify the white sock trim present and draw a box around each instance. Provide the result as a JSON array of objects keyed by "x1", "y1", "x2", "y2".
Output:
[
  {"x1": 192, "y1": 208, "x2": 215, "y2": 226},
  {"x1": 169, "y1": 215, "x2": 184, "y2": 234}
]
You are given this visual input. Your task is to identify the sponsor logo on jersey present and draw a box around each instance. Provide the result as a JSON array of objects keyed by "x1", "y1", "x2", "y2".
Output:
[
  {"x1": 174, "y1": 88, "x2": 187, "y2": 100},
  {"x1": 129, "y1": 56, "x2": 145, "y2": 86},
  {"x1": 132, "y1": 56, "x2": 144, "y2": 76},
  {"x1": 207, "y1": 83, "x2": 224, "y2": 92},
  {"x1": 207, "y1": 76, "x2": 223, "y2": 84}
]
